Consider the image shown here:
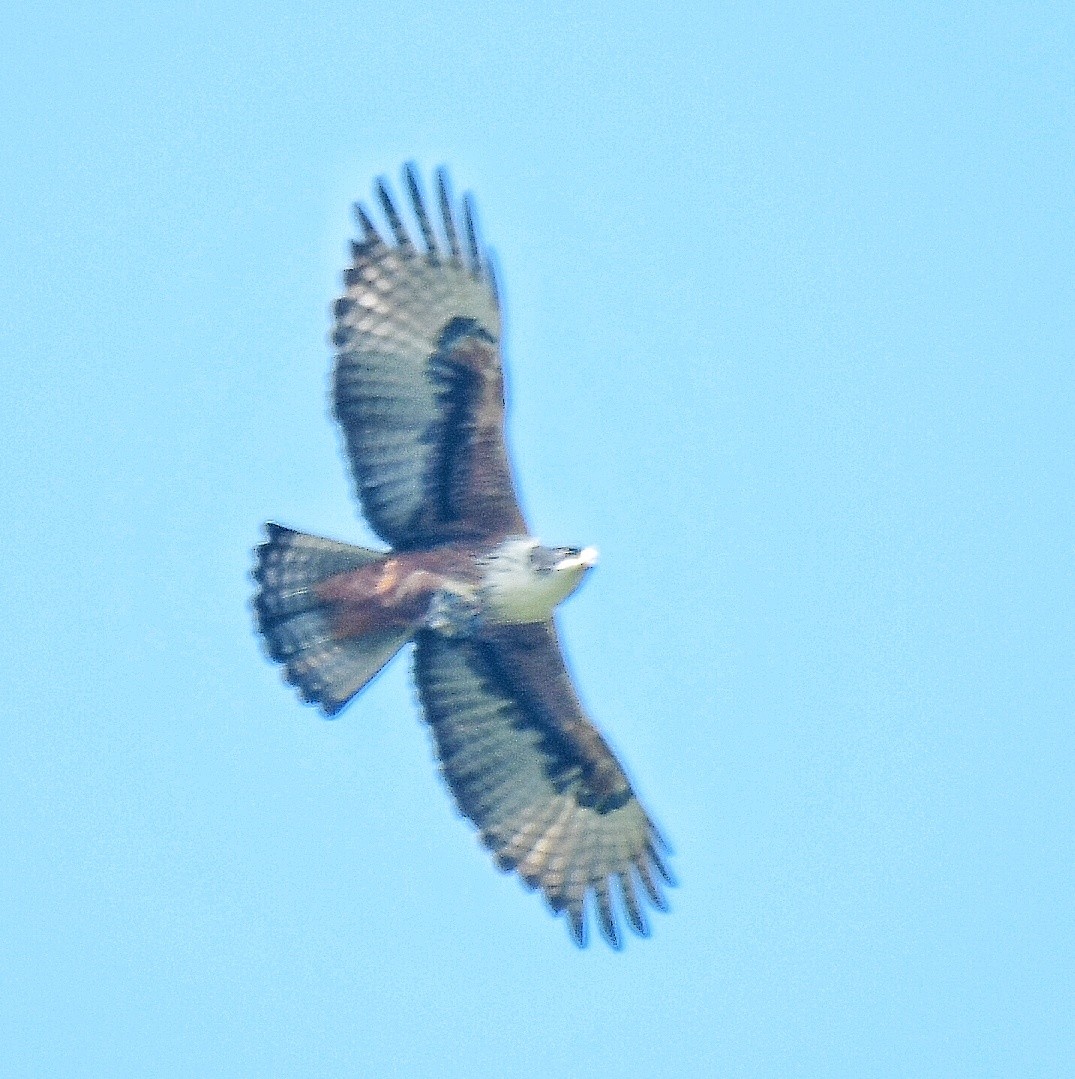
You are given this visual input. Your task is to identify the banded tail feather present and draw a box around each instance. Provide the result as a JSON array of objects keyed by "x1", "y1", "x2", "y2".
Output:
[{"x1": 252, "y1": 524, "x2": 415, "y2": 715}]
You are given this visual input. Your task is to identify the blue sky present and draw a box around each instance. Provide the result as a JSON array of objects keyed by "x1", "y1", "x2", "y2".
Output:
[{"x1": 1, "y1": 4, "x2": 1071, "y2": 1075}]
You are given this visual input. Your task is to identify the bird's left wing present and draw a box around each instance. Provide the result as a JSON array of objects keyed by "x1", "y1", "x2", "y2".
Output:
[
  {"x1": 332, "y1": 165, "x2": 527, "y2": 549},
  {"x1": 414, "y1": 621, "x2": 672, "y2": 947}
]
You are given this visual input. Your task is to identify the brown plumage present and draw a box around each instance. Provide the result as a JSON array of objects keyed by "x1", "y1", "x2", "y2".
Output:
[{"x1": 252, "y1": 165, "x2": 672, "y2": 947}]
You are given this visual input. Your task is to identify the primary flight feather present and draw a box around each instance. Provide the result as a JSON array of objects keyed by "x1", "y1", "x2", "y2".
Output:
[{"x1": 252, "y1": 164, "x2": 672, "y2": 947}]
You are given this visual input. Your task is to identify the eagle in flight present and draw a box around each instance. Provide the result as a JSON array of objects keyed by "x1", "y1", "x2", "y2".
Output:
[{"x1": 252, "y1": 165, "x2": 672, "y2": 947}]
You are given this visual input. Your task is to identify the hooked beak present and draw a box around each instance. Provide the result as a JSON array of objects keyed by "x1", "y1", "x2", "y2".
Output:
[{"x1": 557, "y1": 546, "x2": 599, "y2": 572}]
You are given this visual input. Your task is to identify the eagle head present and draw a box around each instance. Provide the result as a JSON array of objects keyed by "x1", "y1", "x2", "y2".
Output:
[{"x1": 478, "y1": 537, "x2": 598, "y2": 625}]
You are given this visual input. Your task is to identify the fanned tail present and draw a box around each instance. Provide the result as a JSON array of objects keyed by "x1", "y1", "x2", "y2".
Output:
[{"x1": 252, "y1": 524, "x2": 414, "y2": 715}]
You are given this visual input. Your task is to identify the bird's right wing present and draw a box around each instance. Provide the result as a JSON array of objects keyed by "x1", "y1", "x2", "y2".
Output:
[
  {"x1": 332, "y1": 165, "x2": 527, "y2": 550},
  {"x1": 414, "y1": 621, "x2": 672, "y2": 947}
]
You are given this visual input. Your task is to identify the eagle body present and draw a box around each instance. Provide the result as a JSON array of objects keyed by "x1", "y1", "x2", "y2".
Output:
[{"x1": 253, "y1": 166, "x2": 671, "y2": 947}]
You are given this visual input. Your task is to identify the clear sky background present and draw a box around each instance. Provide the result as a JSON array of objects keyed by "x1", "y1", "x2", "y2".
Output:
[{"x1": 2, "y1": 4, "x2": 1071, "y2": 1076}]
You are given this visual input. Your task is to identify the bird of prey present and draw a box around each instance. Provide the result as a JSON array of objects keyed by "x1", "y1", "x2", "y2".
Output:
[{"x1": 252, "y1": 164, "x2": 672, "y2": 947}]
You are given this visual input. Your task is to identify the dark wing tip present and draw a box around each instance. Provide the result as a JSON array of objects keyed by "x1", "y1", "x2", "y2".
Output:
[
  {"x1": 619, "y1": 872, "x2": 650, "y2": 938},
  {"x1": 635, "y1": 858, "x2": 670, "y2": 912},
  {"x1": 650, "y1": 822, "x2": 675, "y2": 855},
  {"x1": 485, "y1": 250, "x2": 502, "y2": 310},
  {"x1": 352, "y1": 202, "x2": 382, "y2": 246},
  {"x1": 594, "y1": 882, "x2": 623, "y2": 950},
  {"x1": 648, "y1": 839, "x2": 676, "y2": 887},
  {"x1": 348, "y1": 165, "x2": 495, "y2": 293},
  {"x1": 567, "y1": 900, "x2": 588, "y2": 948},
  {"x1": 436, "y1": 166, "x2": 461, "y2": 261},
  {"x1": 462, "y1": 192, "x2": 482, "y2": 277},
  {"x1": 404, "y1": 162, "x2": 438, "y2": 256},
  {"x1": 376, "y1": 177, "x2": 414, "y2": 251}
]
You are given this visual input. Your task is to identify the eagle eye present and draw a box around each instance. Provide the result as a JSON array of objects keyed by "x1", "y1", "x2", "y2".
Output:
[{"x1": 529, "y1": 546, "x2": 558, "y2": 573}]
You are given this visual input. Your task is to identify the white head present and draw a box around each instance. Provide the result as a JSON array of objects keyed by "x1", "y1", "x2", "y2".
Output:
[{"x1": 479, "y1": 537, "x2": 599, "y2": 625}]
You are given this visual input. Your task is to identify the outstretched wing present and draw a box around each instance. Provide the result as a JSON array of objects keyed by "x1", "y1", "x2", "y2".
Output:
[
  {"x1": 332, "y1": 165, "x2": 527, "y2": 550},
  {"x1": 414, "y1": 622, "x2": 673, "y2": 947}
]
